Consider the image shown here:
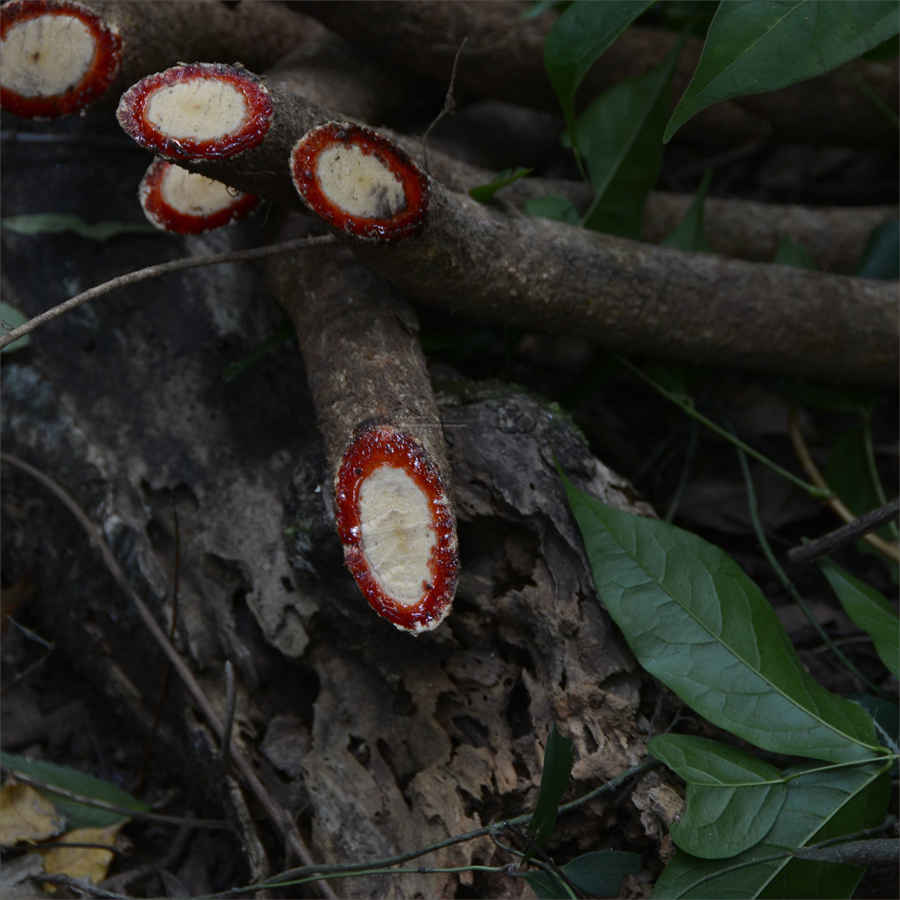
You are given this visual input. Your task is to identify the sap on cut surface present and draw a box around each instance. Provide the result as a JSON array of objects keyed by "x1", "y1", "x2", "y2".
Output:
[{"x1": 358, "y1": 464, "x2": 435, "y2": 607}]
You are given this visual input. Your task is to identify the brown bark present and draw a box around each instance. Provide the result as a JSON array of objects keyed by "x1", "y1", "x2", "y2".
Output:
[
  {"x1": 300, "y1": 0, "x2": 899, "y2": 149},
  {"x1": 348, "y1": 183, "x2": 897, "y2": 384},
  {"x1": 119, "y1": 70, "x2": 896, "y2": 384},
  {"x1": 268, "y1": 226, "x2": 451, "y2": 490}
]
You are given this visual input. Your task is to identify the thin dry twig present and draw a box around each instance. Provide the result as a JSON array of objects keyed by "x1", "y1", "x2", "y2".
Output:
[
  {"x1": 789, "y1": 497, "x2": 900, "y2": 564},
  {"x1": 0, "y1": 235, "x2": 336, "y2": 351},
  {"x1": 788, "y1": 412, "x2": 900, "y2": 564},
  {"x1": 1, "y1": 453, "x2": 338, "y2": 900}
]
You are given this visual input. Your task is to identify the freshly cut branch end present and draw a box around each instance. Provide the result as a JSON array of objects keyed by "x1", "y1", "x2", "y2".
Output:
[
  {"x1": 335, "y1": 423, "x2": 457, "y2": 634},
  {"x1": 291, "y1": 122, "x2": 429, "y2": 242},
  {"x1": 139, "y1": 158, "x2": 259, "y2": 234},
  {"x1": 117, "y1": 62, "x2": 272, "y2": 160},
  {"x1": 0, "y1": 0, "x2": 122, "y2": 118}
]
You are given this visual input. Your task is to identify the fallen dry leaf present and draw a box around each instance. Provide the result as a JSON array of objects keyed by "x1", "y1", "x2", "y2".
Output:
[
  {"x1": 39, "y1": 823, "x2": 123, "y2": 886},
  {"x1": 0, "y1": 782, "x2": 65, "y2": 846}
]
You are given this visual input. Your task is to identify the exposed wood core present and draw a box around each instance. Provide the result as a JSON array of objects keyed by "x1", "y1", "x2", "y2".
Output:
[
  {"x1": 0, "y1": 0, "x2": 121, "y2": 118},
  {"x1": 291, "y1": 122, "x2": 429, "y2": 242},
  {"x1": 139, "y1": 158, "x2": 259, "y2": 234},
  {"x1": 117, "y1": 63, "x2": 272, "y2": 160},
  {"x1": 335, "y1": 423, "x2": 457, "y2": 633}
]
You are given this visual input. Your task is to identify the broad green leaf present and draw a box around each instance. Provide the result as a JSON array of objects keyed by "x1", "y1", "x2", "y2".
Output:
[
  {"x1": 469, "y1": 167, "x2": 534, "y2": 203},
  {"x1": 561, "y1": 477, "x2": 881, "y2": 763},
  {"x1": 774, "y1": 236, "x2": 815, "y2": 269},
  {"x1": 649, "y1": 735, "x2": 786, "y2": 858},
  {"x1": 664, "y1": 1, "x2": 900, "y2": 142},
  {"x1": 856, "y1": 219, "x2": 899, "y2": 280},
  {"x1": 579, "y1": 39, "x2": 681, "y2": 237},
  {"x1": 529, "y1": 725, "x2": 574, "y2": 848},
  {"x1": 523, "y1": 0, "x2": 570, "y2": 20},
  {"x1": 545, "y1": 0, "x2": 657, "y2": 141},
  {"x1": 662, "y1": 170, "x2": 712, "y2": 251},
  {"x1": 526, "y1": 850, "x2": 642, "y2": 898},
  {"x1": 525, "y1": 195, "x2": 581, "y2": 225},
  {"x1": 653, "y1": 761, "x2": 889, "y2": 898},
  {"x1": 564, "y1": 850, "x2": 643, "y2": 895},
  {"x1": 2, "y1": 213, "x2": 157, "y2": 241},
  {"x1": 0, "y1": 301, "x2": 30, "y2": 353},
  {"x1": 820, "y1": 561, "x2": 899, "y2": 676},
  {"x1": 0, "y1": 752, "x2": 147, "y2": 829}
]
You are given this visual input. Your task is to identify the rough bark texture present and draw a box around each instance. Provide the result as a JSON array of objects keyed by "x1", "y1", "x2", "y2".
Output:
[
  {"x1": 2, "y1": 151, "x2": 659, "y2": 897},
  {"x1": 352, "y1": 183, "x2": 898, "y2": 385},
  {"x1": 121, "y1": 73, "x2": 897, "y2": 384},
  {"x1": 300, "y1": 0, "x2": 900, "y2": 149},
  {"x1": 268, "y1": 222, "x2": 451, "y2": 487}
]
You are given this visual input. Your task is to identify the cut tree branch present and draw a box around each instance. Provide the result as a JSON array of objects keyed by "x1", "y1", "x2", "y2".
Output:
[
  {"x1": 299, "y1": 0, "x2": 899, "y2": 149},
  {"x1": 0, "y1": 0, "x2": 326, "y2": 118},
  {"x1": 267, "y1": 223, "x2": 458, "y2": 634},
  {"x1": 116, "y1": 64, "x2": 898, "y2": 384}
]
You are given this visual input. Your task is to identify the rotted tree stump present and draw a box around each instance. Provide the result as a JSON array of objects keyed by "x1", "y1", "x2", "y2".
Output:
[{"x1": 2, "y1": 131, "x2": 664, "y2": 898}]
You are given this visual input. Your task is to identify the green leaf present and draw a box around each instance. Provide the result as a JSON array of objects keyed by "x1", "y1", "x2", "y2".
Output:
[
  {"x1": 561, "y1": 476, "x2": 881, "y2": 763},
  {"x1": 526, "y1": 850, "x2": 642, "y2": 898},
  {"x1": 649, "y1": 735, "x2": 786, "y2": 858},
  {"x1": 523, "y1": 0, "x2": 570, "y2": 20},
  {"x1": 469, "y1": 167, "x2": 534, "y2": 203},
  {"x1": 0, "y1": 752, "x2": 148, "y2": 829},
  {"x1": 2, "y1": 213, "x2": 157, "y2": 241},
  {"x1": 564, "y1": 850, "x2": 643, "y2": 895},
  {"x1": 662, "y1": 170, "x2": 713, "y2": 251},
  {"x1": 820, "y1": 561, "x2": 899, "y2": 676},
  {"x1": 856, "y1": 219, "x2": 899, "y2": 280},
  {"x1": 525, "y1": 195, "x2": 581, "y2": 225},
  {"x1": 664, "y1": 1, "x2": 900, "y2": 142},
  {"x1": 774, "y1": 236, "x2": 815, "y2": 269},
  {"x1": 579, "y1": 38, "x2": 682, "y2": 237},
  {"x1": 0, "y1": 301, "x2": 30, "y2": 353},
  {"x1": 545, "y1": 0, "x2": 658, "y2": 142},
  {"x1": 529, "y1": 725, "x2": 575, "y2": 848},
  {"x1": 653, "y1": 761, "x2": 890, "y2": 898}
]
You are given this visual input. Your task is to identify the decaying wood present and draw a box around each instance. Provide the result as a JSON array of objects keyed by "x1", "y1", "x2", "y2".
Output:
[
  {"x1": 299, "y1": 0, "x2": 900, "y2": 149},
  {"x1": 3, "y1": 192, "x2": 657, "y2": 895}
]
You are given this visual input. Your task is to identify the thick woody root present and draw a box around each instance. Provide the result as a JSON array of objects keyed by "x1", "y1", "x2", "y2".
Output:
[
  {"x1": 0, "y1": 0, "x2": 323, "y2": 118},
  {"x1": 139, "y1": 158, "x2": 259, "y2": 234},
  {"x1": 269, "y1": 237, "x2": 458, "y2": 635}
]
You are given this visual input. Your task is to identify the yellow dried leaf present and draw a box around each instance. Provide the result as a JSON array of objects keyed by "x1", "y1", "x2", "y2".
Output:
[
  {"x1": 0, "y1": 782, "x2": 65, "y2": 846},
  {"x1": 39, "y1": 823, "x2": 123, "y2": 885}
]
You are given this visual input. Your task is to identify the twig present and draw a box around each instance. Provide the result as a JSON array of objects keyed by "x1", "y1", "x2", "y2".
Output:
[
  {"x1": 788, "y1": 497, "x2": 900, "y2": 564},
  {"x1": 0, "y1": 770, "x2": 230, "y2": 831},
  {"x1": 101, "y1": 820, "x2": 193, "y2": 893},
  {"x1": 246, "y1": 759, "x2": 657, "y2": 893},
  {"x1": 0, "y1": 235, "x2": 336, "y2": 351},
  {"x1": 788, "y1": 412, "x2": 900, "y2": 563},
  {"x1": 421, "y1": 36, "x2": 468, "y2": 174},
  {"x1": 0, "y1": 453, "x2": 338, "y2": 900},
  {"x1": 221, "y1": 660, "x2": 236, "y2": 772},
  {"x1": 795, "y1": 837, "x2": 898, "y2": 867},
  {"x1": 735, "y1": 443, "x2": 882, "y2": 695},
  {"x1": 28, "y1": 873, "x2": 134, "y2": 900}
]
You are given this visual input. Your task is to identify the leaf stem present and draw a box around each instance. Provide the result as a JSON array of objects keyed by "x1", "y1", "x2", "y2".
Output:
[
  {"x1": 736, "y1": 442, "x2": 884, "y2": 697},
  {"x1": 616, "y1": 356, "x2": 827, "y2": 498},
  {"x1": 788, "y1": 411, "x2": 900, "y2": 563}
]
